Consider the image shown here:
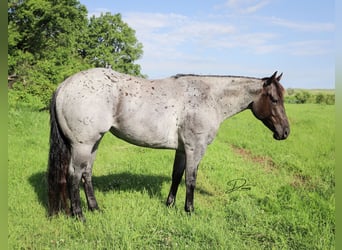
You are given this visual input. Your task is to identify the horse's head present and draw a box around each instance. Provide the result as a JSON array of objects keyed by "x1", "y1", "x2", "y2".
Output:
[{"x1": 251, "y1": 71, "x2": 290, "y2": 140}]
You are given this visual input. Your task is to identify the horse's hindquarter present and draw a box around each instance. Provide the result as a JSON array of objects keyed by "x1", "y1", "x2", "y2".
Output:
[{"x1": 56, "y1": 69, "x2": 123, "y2": 145}]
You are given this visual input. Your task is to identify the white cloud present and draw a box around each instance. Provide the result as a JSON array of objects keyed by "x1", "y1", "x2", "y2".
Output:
[
  {"x1": 123, "y1": 12, "x2": 237, "y2": 62},
  {"x1": 124, "y1": 12, "x2": 235, "y2": 44},
  {"x1": 270, "y1": 17, "x2": 335, "y2": 32},
  {"x1": 242, "y1": 0, "x2": 271, "y2": 14},
  {"x1": 285, "y1": 40, "x2": 334, "y2": 56},
  {"x1": 221, "y1": 0, "x2": 271, "y2": 14},
  {"x1": 124, "y1": 12, "x2": 188, "y2": 33}
]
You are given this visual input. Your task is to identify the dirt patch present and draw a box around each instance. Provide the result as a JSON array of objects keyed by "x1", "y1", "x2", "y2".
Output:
[
  {"x1": 231, "y1": 145, "x2": 277, "y2": 173},
  {"x1": 291, "y1": 173, "x2": 312, "y2": 189},
  {"x1": 230, "y1": 146, "x2": 315, "y2": 190}
]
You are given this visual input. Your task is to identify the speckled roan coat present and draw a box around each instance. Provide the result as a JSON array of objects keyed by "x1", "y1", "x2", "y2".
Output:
[{"x1": 47, "y1": 68, "x2": 289, "y2": 220}]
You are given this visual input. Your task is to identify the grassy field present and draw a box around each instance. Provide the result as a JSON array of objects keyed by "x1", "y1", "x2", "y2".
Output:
[{"x1": 8, "y1": 101, "x2": 335, "y2": 249}]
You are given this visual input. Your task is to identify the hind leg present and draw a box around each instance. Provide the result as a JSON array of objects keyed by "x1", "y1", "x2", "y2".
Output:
[
  {"x1": 68, "y1": 144, "x2": 96, "y2": 220},
  {"x1": 82, "y1": 148, "x2": 99, "y2": 212},
  {"x1": 82, "y1": 172, "x2": 99, "y2": 211}
]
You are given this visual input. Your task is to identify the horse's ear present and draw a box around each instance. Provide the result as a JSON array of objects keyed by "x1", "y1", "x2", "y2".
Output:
[
  {"x1": 271, "y1": 71, "x2": 278, "y2": 80},
  {"x1": 276, "y1": 72, "x2": 283, "y2": 82}
]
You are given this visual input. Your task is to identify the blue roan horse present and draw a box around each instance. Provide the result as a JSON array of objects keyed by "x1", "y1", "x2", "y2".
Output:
[{"x1": 48, "y1": 68, "x2": 290, "y2": 220}]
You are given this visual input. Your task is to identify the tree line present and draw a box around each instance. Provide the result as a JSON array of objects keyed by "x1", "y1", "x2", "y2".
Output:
[
  {"x1": 285, "y1": 89, "x2": 335, "y2": 105},
  {"x1": 8, "y1": 0, "x2": 144, "y2": 106}
]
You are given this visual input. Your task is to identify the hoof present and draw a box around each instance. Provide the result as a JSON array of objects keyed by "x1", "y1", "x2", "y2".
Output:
[
  {"x1": 72, "y1": 212, "x2": 86, "y2": 222},
  {"x1": 184, "y1": 205, "x2": 194, "y2": 213},
  {"x1": 75, "y1": 215, "x2": 86, "y2": 223},
  {"x1": 88, "y1": 205, "x2": 100, "y2": 212},
  {"x1": 166, "y1": 200, "x2": 175, "y2": 207},
  {"x1": 166, "y1": 197, "x2": 175, "y2": 207}
]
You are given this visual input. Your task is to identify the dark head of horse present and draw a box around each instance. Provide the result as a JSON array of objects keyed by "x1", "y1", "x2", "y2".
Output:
[{"x1": 251, "y1": 71, "x2": 290, "y2": 140}]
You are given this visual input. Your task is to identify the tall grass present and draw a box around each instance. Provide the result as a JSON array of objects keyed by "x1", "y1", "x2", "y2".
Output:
[{"x1": 8, "y1": 102, "x2": 334, "y2": 249}]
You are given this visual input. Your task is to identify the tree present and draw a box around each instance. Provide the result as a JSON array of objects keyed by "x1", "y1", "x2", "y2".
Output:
[
  {"x1": 83, "y1": 13, "x2": 143, "y2": 76},
  {"x1": 8, "y1": 0, "x2": 91, "y2": 106},
  {"x1": 8, "y1": 1, "x2": 144, "y2": 106},
  {"x1": 8, "y1": 0, "x2": 88, "y2": 73}
]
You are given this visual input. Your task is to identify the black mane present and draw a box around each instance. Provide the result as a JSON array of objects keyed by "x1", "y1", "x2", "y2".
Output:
[{"x1": 172, "y1": 73, "x2": 260, "y2": 80}]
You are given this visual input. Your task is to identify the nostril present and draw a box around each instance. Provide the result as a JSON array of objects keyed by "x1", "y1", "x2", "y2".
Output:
[{"x1": 284, "y1": 128, "x2": 290, "y2": 138}]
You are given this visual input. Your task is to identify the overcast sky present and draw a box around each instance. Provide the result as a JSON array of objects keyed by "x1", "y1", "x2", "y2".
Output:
[{"x1": 80, "y1": 0, "x2": 335, "y2": 89}]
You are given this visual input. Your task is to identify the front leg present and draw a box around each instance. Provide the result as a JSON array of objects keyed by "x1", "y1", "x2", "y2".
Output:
[
  {"x1": 177, "y1": 112, "x2": 218, "y2": 212},
  {"x1": 184, "y1": 145, "x2": 206, "y2": 213},
  {"x1": 184, "y1": 163, "x2": 199, "y2": 213},
  {"x1": 185, "y1": 184, "x2": 196, "y2": 212},
  {"x1": 166, "y1": 150, "x2": 186, "y2": 207}
]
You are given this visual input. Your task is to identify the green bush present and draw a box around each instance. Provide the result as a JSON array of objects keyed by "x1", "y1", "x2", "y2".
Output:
[
  {"x1": 294, "y1": 91, "x2": 311, "y2": 104},
  {"x1": 325, "y1": 94, "x2": 335, "y2": 105},
  {"x1": 315, "y1": 93, "x2": 325, "y2": 104}
]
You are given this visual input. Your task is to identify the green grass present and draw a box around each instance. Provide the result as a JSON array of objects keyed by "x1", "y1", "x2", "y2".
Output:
[{"x1": 8, "y1": 103, "x2": 335, "y2": 249}]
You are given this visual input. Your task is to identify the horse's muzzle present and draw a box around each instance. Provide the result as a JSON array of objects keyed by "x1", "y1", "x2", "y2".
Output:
[{"x1": 273, "y1": 127, "x2": 290, "y2": 140}]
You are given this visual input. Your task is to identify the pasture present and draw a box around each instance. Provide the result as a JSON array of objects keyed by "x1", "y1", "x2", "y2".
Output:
[{"x1": 8, "y1": 99, "x2": 334, "y2": 249}]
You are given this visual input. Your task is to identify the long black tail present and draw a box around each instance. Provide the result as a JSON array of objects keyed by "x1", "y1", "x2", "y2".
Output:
[{"x1": 47, "y1": 90, "x2": 71, "y2": 216}]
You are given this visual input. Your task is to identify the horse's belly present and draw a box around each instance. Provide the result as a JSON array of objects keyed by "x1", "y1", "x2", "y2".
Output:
[{"x1": 111, "y1": 112, "x2": 179, "y2": 149}]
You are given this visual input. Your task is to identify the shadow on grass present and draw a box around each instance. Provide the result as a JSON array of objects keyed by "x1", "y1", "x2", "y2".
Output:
[
  {"x1": 29, "y1": 171, "x2": 173, "y2": 212},
  {"x1": 92, "y1": 172, "x2": 169, "y2": 198},
  {"x1": 28, "y1": 171, "x2": 49, "y2": 211},
  {"x1": 29, "y1": 171, "x2": 213, "y2": 213}
]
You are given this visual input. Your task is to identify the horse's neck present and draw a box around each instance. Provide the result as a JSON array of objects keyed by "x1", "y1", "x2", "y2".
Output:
[{"x1": 212, "y1": 77, "x2": 262, "y2": 121}]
